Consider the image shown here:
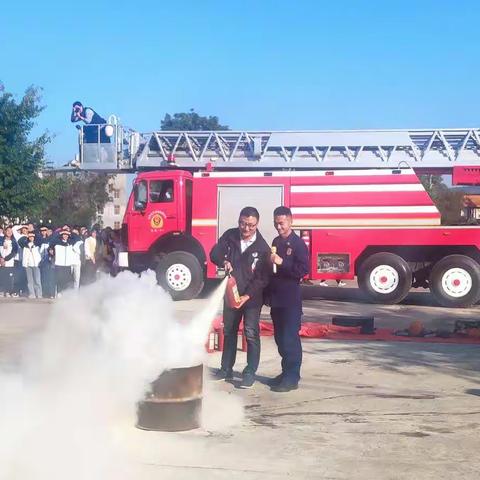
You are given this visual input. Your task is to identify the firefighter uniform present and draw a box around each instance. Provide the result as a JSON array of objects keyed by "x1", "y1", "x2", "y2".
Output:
[{"x1": 269, "y1": 231, "x2": 309, "y2": 386}]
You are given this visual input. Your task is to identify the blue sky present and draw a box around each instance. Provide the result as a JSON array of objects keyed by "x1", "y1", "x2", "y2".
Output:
[{"x1": 1, "y1": 0, "x2": 480, "y2": 166}]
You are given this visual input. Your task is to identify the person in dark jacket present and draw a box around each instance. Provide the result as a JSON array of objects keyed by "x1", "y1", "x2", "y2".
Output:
[
  {"x1": 39, "y1": 225, "x2": 56, "y2": 298},
  {"x1": 210, "y1": 206, "x2": 271, "y2": 388},
  {"x1": 269, "y1": 206, "x2": 310, "y2": 392},
  {"x1": 71, "y1": 101, "x2": 110, "y2": 143}
]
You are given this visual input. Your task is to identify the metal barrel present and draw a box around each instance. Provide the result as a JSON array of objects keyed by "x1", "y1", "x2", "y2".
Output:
[{"x1": 136, "y1": 364, "x2": 203, "y2": 432}]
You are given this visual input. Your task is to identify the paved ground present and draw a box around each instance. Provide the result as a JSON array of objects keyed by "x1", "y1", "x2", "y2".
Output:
[{"x1": 1, "y1": 285, "x2": 480, "y2": 479}]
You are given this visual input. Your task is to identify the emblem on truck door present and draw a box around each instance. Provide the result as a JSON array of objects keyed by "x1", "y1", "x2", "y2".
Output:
[{"x1": 149, "y1": 211, "x2": 165, "y2": 230}]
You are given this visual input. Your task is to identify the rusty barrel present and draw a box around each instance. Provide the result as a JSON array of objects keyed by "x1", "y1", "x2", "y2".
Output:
[{"x1": 136, "y1": 364, "x2": 203, "y2": 432}]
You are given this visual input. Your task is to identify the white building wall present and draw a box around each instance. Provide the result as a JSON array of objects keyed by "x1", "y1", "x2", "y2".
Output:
[{"x1": 98, "y1": 175, "x2": 129, "y2": 229}]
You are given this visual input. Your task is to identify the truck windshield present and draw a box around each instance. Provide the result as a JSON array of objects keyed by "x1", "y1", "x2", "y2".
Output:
[{"x1": 134, "y1": 180, "x2": 148, "y2": 210}]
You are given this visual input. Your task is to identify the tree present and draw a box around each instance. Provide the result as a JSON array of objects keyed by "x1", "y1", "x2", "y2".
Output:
[
  {"x1": 40, "y1": 172, "x2": 111, "y2": 227},
  {"x1": 161, "y1": 109, "x2": 229, "y2": 131},
  {"x1": 419, "y1": 174, "x2": 464, "y2": 225},
  {"x1": 0, "y1": 83, "x2": 52, "y2": 220},
  {"x1": 436, "y1": 188, "x2": 465, "y2": 225}
]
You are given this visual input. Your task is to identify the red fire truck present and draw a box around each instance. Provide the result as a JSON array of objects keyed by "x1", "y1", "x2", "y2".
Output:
[{"x1": 77, "y1": 125, "x2": 480, "y2": 307}]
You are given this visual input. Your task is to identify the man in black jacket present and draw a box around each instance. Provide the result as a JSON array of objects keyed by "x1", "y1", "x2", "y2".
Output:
[
  {"x1": 71, "y1": 101, "x2": 110, "y2": 143},
  {"x1": 210, "y1": 206, "x2": 270, "y2": 388}
]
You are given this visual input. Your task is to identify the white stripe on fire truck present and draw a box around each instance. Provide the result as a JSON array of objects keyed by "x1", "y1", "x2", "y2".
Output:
[
  {"x1": 294, "y1": 225, "x2": 480, "y2": 230},
  {"x1": 193, "y1": 169, "x2": 415, "y2": 178},
  {"x1": 291, "y1": 206, "x2": 438, "y2": 214},
  {"x1": 292, "y1": 218, "x2": 441, "y2": 227},
  {"x1": 291, "y1": 184, "x2": 424, "y2": 193},
  {"x1": 192, "y1": 219, "x2": 217, "y2": 226}
]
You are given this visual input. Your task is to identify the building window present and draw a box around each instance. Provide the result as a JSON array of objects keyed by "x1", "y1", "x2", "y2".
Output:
[
  {"x1": 114, "y1": 205, "x2": 121, "y2": 215},
  {"x1": 114, "y1": 221, "x2": 121, "y2": 229},
  {"x1": 114, "y1": 189, "x2": 120, "y2": 199}
]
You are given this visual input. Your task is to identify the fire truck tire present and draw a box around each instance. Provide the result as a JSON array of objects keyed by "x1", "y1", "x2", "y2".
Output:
[
  {"x1": 358, "y1": 252, "x2": 412, "y2": 304},
  {"x1": 156, "y1": 251, "x2": 204, "y2": 301},
  {"x1": 429, "y1": 255, "x2": 480, "y2": 308}
]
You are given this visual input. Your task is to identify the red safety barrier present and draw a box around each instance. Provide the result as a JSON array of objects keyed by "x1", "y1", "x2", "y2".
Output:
[{"x1": 207, "y1": 317, "x2": 480, "y2": 352}]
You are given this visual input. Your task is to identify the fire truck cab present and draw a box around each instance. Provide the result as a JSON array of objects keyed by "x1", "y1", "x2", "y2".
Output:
[{"x1": 123, "y1": 170, "x2": 203, "y2": 299}]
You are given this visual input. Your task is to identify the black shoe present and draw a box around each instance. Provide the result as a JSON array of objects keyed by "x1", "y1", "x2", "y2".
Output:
[
  {"x1": 268, "y1": 374, "x2": 284, "y2": 387},
  {"x1": 271, "y1": 381, "x2": 298, "y2": 393},
  {"x1": 211, "y1": 368, "x2": 233, "y2": 382},
  {"x1": 240, "y1": 372, "x2": 255, "y2": 389}
]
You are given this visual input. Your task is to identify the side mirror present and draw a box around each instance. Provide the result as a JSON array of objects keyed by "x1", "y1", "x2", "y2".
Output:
[{"x1": 134, "y1": 200, "x2": 146, "y2": 211}]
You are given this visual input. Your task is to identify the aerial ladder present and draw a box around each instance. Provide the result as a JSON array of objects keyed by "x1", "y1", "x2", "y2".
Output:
[{"x1": 76, "y1": 121, "x2": 480, "y2": 185}]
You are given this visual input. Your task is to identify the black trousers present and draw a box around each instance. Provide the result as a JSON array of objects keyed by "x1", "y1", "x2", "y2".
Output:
[
  {"x1": 81, "y1": 260, "x2": 97, "y2": 285},
  {"x1": 14, "y1": 262, "x2": 27, "y2": 295},
  {"x1": 0, "y1": 267, "x2": 15, "y2": 294},
  {"x1": 221, "y1": 305, "x2": 262, "y2": 374},
  {"x1": 55, "y1": 266, "x2": 73, "y2": 294},
  {"x1": 271, "y1": 306, "x2": 303, "y2": 384},
  {"x1": 40, "y1": 262, "x2": 56, "y2": 298}
]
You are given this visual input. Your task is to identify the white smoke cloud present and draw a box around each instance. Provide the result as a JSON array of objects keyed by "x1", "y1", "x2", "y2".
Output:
[{"x1": 0, "y1": 271, "x2": 239, "y2": 480}]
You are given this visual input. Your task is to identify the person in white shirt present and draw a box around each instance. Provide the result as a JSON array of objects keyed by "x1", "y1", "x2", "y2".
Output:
[
  {"x1": 70, "y1": 228, "x2": 84, "y2": 290},
  {"x1": 19, "y1": 231, "x2": 42, "y2": 298}
]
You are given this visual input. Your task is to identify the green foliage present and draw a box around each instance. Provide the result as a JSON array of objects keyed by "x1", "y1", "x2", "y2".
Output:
[
  {"x1": 0, "y1": 83, "x2": 110, "y2": 227},
  {"x1": 0, "y1": 83, "x2": 51, "y2": 220},
  {"x1": 419, "y1": 174, "x2": 464, "y2": 225},
  {"x1": 40, "y1": 172, "x2": 111, "y2": 227},
  {"x1": 161, "y1": 109, "x2": 229, "y2": 131}
]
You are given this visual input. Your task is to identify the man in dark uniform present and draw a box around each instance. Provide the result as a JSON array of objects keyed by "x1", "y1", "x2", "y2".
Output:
[
  {"x1": 210, "y1": 206, "x2": 271, "y2": 388},
  {"x1": 71, "y1": 101, "x2": 110, "y2": 143},
  {"x1": 269, "y1": 206, "x2": 310, "y2": 392}
]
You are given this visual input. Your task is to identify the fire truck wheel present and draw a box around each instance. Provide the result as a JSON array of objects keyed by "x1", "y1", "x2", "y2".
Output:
[
  {"x1": 358, "y1": 252, "x2": 412, "y2": 304},
  {"x1": 156, "y1": 251, "x2": 204, "y2": 301},
  {"x1": 429, "y1": 255, "x2": 480, "y2": 308}
]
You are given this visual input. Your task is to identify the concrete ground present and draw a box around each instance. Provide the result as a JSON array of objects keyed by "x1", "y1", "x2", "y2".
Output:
[{"x1": 1, "y1": 285, "x2": 480, "y2": 479}]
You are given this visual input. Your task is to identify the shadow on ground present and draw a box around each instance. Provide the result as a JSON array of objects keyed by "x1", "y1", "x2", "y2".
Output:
[{"x1": 303, "y1": 339, "x2": 480, "y2": 384}]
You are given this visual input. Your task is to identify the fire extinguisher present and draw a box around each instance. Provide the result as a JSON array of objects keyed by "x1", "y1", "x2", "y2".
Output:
[{"x1": 225, "y1": 273, "x2": 241, "y2": 308}]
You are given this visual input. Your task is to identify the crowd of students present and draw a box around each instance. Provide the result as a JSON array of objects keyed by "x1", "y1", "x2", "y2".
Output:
[{"x1": 0, "y1": 223, "x2": 122, "y2": 299}]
